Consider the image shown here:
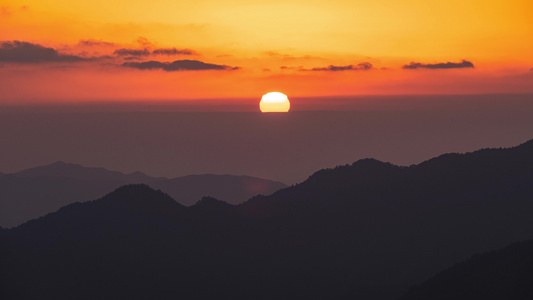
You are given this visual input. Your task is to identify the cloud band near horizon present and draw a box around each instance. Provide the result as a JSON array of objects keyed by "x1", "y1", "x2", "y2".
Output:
[
  {"x1": 302, "y1": 62, "x2": 373, "y2": 71},
  {"x1": 0, "y1": 41, "x2": 86, "y2": 63},
  {"x1": 402, "y1": 60, "x2": 474, "y2": 69},
  {"x1": 122, "y1": 60, "x2": 240, "y2": 71},
  {"x1": 114, "y1": 47, "x2": 198, "y2": 57}
]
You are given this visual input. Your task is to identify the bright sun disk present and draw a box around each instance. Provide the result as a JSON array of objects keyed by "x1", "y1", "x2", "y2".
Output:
[{"x1": 260, "y1": 92, "x2": 290, "y2": 113}]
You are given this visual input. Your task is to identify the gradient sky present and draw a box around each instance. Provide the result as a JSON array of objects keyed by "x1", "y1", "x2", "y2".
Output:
[{"x1": 1, "y1": 0, "x2": 532, "y2": 104}]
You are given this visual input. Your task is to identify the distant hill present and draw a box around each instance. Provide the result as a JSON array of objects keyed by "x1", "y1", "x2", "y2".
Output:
[
  {"x1": 0, "y1": 174, "x2": 127, "y2": 228},
  {"x1": 399, "y1": 239, "x2": 533, "y2": 300},
  {"x1": 0, "y1": 162, "x2": 286, "y2": 227},
  {"x1": 2, "y1": 139, "x2": 533, "y2": 299},
  {"x1": 15, "y1": 161, "x2": 156, "y2": 182}
]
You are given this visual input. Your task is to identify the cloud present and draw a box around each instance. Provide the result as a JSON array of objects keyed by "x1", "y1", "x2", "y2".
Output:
[
  {"x1": 122, "y1": 59, "x2": 240, "y2": 71},
  {"x1": 302, "y1": 62, "x2": 373, "y2": 71},
  {"x1": 113, "y1": 48, "x2": 150, "y2": 56},
  {"x1": 402, "y1": 59, "x2": 474, "y2": 69},
  {"x1": 1, "y1": 5, "x2": 29, "y2": 17},
  {"x1": 280, "y1": 66, "x2": 302, "y2": 70},
  {"x1": 152, "y1": 48, "x2": 197, "y2": 55},
  {"x1": 0, "y1": 41, "x2": 87, "y2": 63},
  {"x1": 123, "y1": 56, "x2": 142, "y2": 61},
  {"x1": 264, "y1": 51, "x2": 315, "y2": 61},
  {"x1": 114, "y1": 47, "x2": 199, "y2": 57},
  {"x1": 136, "y1": 37, "x2": 153, "y2": 47},
  {"x1": 78, "y1": 39, "x2": 115, "y2": 47}
]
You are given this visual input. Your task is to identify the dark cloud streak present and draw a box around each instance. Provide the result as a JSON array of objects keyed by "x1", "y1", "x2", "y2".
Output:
[
  {"x1": 403, "y1": 60, "x2": 474, "y2": 69},
  {"x1": 115, "y1": 47, "x2": 199, "y2": 57},
  {"x1": 0, "y1": 41, "x2": 86, "y2": 63},
  {"x1": 113, "y1": 48, "x2": 150, "y2": 56},
  {"x1": 122, "y1": 59, "x2": 240, "y2": 71},
  {"x1": 152, "y1": 48, "x2": 197, "y2": 55}
]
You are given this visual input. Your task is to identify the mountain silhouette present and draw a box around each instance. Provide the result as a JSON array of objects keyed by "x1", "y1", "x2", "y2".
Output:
[
  {"x1": 0, "y1": 162, "x2": 286, "y2": 227},
  {"x1": 2, "y1": 139, "x2": 533, "y2": 299},
  {"x1": 149, "y1": 174, "x2": 287, "y2": 206},
  {"x1": 15, "y1": 161, "x2": 156, "y2": 182},
  {"x1": 192, "y1": 195, "x2": 234, "y2": 211},
  {"x1": 399, "y1": 239, "x2": 533, "y2": 300}
]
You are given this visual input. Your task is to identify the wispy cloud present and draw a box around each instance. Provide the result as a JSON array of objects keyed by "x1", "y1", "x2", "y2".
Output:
[
  {"x1": 264, "y1": 51, "x2": 315, "y2": 61},
  {"x1": 280, "y1": 66, "x2": 302, "y2": 70},
  {"x1": 78, "y1": 39, "x2": 115, "y2": 47},
  {"x1": 136, "y1": 37, "x2": 153, "y2": 47},
  {"x1": 114, "y1": 47, "x2": 198, "y2": 57},
  {"x1": 0, "y1": 5, "x2": 29, "y2": 17},
  {"x1": 122, "y1": 59, "x2": 240, "y2": 71},
  {"x1": 0, "y1": 41, "x2": 87, "y2": 63},
  {"x1": 402, "y1": 60, "x2": 474, "y2": 69},
  {"x1": 301, "y1": 62, "x2": 373, "y2": 71},
  {"x1": 0, "y1": 6, "x2": 12, "y2": 16}
]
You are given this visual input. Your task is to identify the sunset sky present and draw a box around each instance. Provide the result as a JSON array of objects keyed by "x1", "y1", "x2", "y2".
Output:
[{"x1": 1, "y1": 0, "x2": 532, "y2": 104}]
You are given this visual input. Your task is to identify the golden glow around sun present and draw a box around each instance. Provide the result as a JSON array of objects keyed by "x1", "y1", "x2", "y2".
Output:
[{"x1": 260, "y1": 92, "x2": 290, "y2": 113}]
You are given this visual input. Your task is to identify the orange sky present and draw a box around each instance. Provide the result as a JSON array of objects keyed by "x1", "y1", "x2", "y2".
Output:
[{"x1": 1, "y1": 0, "x2": 532, "y2": 104}]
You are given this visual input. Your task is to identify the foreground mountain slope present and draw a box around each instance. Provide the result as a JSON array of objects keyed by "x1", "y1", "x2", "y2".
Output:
[
  {"x1": 0, "y1": 162, "x2": 286, "y2": 227},
  {"x1": 1, "y1": 185, "x2": 256, "y2": 300},
  {"x1": 2, "y1": 139, "x2": 533, "y2": 300},
  {"x1": 238, "y1": 139, "x2": 533, "y2": 288},
  {"x1": 399, "y1": 239, "x2": 533, "y2": 300}
]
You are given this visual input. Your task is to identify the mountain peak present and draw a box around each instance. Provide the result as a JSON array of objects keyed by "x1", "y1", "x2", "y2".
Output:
[
  {"x1": 351, "y1": 158, "x2": 394, "y2": 168},
  {"x1": 101, "y1": 184, "x2": 179, "y2": 207},
  {"x1": 193, "y1": 196, "x2": 232, "y2": 209},
  {"x1": 306, "y1": 157, "x2": 398, "y2": 182}
]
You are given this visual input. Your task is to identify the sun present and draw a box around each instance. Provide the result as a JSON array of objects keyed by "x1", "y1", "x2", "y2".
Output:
[{"x1": 260, "y1": 92, "x2": 290, "y2": 113}]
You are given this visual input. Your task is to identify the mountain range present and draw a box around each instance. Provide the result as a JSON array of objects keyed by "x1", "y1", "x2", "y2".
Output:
[
  {"x1": 2, "y1": 139, "x2": 533, "y2": 299},
  {"x1": 0, "y1": 161, "x2": 286, "y2": 227}
]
